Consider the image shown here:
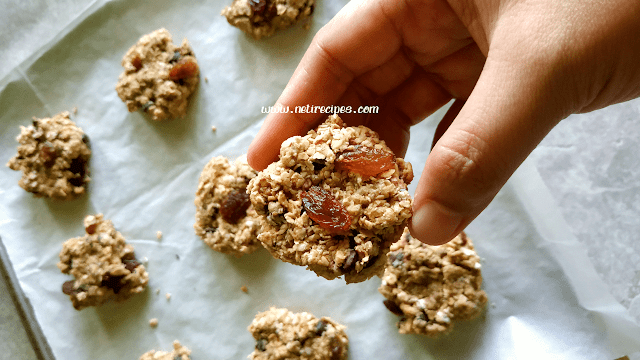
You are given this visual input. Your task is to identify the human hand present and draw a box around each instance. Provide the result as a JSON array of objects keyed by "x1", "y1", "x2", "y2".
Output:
[{"x1": 247, "y1": 0, "x2": 640, "y2": 245}]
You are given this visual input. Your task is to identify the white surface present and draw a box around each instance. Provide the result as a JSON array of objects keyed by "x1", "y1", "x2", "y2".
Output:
[{"x1": 1, "y1": 0, "x2": 640, "y2": 359}]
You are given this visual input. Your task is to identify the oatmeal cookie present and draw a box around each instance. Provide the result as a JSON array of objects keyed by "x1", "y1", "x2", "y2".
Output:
[
  {"x1": 221, "y1": 0, "x2": 315, "y2": 40},
  {"x1": 139, "y1": 340, "x2": 191, "y2": 360},
  {"x1": 194, "y1": 155, "x2": 261, "y2": 257},
  {"x1": 248, "y1": 307, "x2": 349, "y2": 360},
  {"x1": 116, "y1": 28, "x2": 199, "y2": 121},
  {"x1": 378, "y1": 229, "x2": 488, "y2": 337},
  {"x1": 247, "y1": 114, "x2": 413, "y2": 283},
  {"x1": 6, "y1": 111, "x2": 91, "y2": 200},
  {"x1": 57, "y1": 214, "x2": 149, "y2": 310}
]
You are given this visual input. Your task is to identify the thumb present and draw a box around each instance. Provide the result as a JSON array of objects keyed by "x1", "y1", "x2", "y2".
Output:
[{"x1": 409, "y1": 52, "x2": 575, "y2": 245}]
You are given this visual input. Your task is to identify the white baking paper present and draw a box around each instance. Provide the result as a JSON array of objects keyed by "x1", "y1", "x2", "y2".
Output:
[{"x1": 1, "y1": 0, "x2": 639, "y2": 359}]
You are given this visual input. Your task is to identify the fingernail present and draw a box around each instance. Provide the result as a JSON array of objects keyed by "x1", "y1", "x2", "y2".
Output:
[{"x1": 409, "y1": 202, "x2": 463, "y2": 245}]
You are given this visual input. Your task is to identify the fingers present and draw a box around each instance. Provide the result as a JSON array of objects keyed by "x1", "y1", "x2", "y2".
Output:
[
  {"x1": 409, "y1": 53, "x2": 572, "y2": 245},
  {"x1": 247, "y1": 0, "x2": 403, "y2": 170}
]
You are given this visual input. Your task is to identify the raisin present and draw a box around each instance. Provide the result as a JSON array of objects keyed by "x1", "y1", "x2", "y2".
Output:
[
  {"x1": 85, "y1": 223, "x2": 97, "y2": 235},
  {"x1": 101, "y1": 273, "x2": 126, "y2": 294},
  {"x1": 40, "y1": 142, "x2": 57, "y2": 167},
  {"x1": 334, "y1": 145, "x2": 395, "y2": 177},
  {"x1": 131, "y1": 56, "x2": 142, "y2": 71},
  {"x1": 383, "y1": 300, "x2": 404, "y2": 316},
  {"x1": 300, "y1": 186, "x2": 351, "y2": 232},
  {"x1": 169, "y1": 58, "x2": 199, "y2": 81},
  {"x1": 315, "y1": 319, "x2": 328, "y2": 335},
  {"x1": 220, "y1": 188, "x2": 251, "y2": 224}
]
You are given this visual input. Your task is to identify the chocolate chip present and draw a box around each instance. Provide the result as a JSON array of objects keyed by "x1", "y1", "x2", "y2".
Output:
[
  {"x1": 69, "y1": 176, "x2": 84, "y2": 187},
  {"x1": 101, "y1": 273, "x2": 126, "y2": 294},
  {"x1": 256, "y1": 338, "x2": 267, "y2": 351},
  {"x1": 330, "y1": 338, "x2": 343, "y2": 360},
  {"x1": 123, "y1": 259, "x2": 141, "y2": 272},
  {"x1": 169, "y1": 51, "x2": 181, "y2": 63},
  {"x1": 390, "y1": 252, "x2": 404, "y2": 268},
  {"x1": 342, "y1": 250, "x2": 357, "y2": 271},
  {"x1": 383, "y1": 299, "x2": 404, "y2": 316},
  {"x1": 315, "y1": 319, "x2": 327, "y2": 335},
  {"x1": 62, "y1": 281, "x2": 87, "y2": 295},
  {"x1": 249, "y1": 0, "x2": 267, "y2": 15},
  {"x1": 363, "y1": 254, "x2": 379, "y2": 269},
  {"x1": 311, "y1": 159, "x2": 326, "y2": 171},
  {"x1": 68, "y1": 157, "x2": 87, "y2": 176},
  {"x1": 142, "y1": 101, "x2": 154, "y2": 112},
  {"x1": 121, "y1": 252, "x2": 136, "y2": 261},
  {"x1": 62, "y1": 280, "x2": 75, "y2": 295}
]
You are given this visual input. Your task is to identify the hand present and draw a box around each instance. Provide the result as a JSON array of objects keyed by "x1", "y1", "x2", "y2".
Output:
[{"x1": 248, "y1": 0, "x2": 640, "y2": 245}]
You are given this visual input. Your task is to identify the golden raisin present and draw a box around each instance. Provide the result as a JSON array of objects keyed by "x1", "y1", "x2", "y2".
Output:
[
  {"x1": 169, "y1": 58, "x2": 198, "y2": 81},
  {"x1": 300, "y1": 186, "x2": 351, "y2": 232},
  {"x1": 334, "y1": 145, "x2": 395, "y2": 177}
]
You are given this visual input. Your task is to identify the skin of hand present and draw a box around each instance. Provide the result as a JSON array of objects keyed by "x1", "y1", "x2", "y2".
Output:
[{"x1": 247, "y1": 0, "x2": 640, "y2": 245}]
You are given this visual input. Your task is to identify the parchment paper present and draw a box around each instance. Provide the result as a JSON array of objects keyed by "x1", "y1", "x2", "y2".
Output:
[{"x1": 1, "y1": 0, "x2": 639, "y2": 359}]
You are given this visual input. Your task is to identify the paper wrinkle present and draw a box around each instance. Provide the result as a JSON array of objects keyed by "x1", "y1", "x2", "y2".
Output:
[{"x1": 0, "y1": 0, "x2": 639, "y2": 359}]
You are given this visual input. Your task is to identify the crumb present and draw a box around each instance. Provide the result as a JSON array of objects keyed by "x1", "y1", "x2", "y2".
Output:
[
  {"x1": 211, "y1": 125, "x2": 217, "y2": 132},
  {"x1": 205, "y1": 77, "x2": 208, "y2": 83},
  {"x1": 156, "y1": 231, "x2": 162, "y2": 240},
  {"x1": 241, "y1": 285, "x2": 248, "y2": 293},
  {"x1": 72, "y1": 107, "x2": 78, "y2": 115},
  {"x1": 149, "y1": 318, "x2": 159, "y2": 327},
  {"x1": 142, "y1": 256, "x2": 149, "y2": 265},
  {"x1": 166, "y1": 293, "x2": 172, "y2": 300}
]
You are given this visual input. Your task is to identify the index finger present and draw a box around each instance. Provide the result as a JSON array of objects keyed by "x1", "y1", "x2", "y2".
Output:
[{"x1": 247, "y1": 0, "x2": 404, "y2": 170}]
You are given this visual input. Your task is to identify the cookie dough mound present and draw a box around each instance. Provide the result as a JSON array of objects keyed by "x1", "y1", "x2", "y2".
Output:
[
  {"x1": 139, "y1": 340, "x2": 191, "y2": 360},
  {"x1": 57, "y1": 214, "x2": 149, "y2": 310},
  {"x1": 378, "y1": 229, "x2": 488, "y2": 337},
  {"x1": 221, "y1": 0, "x2": 315, "y2": 40},
  {"x1": 6, "y1": 111, "x2": 91, "y2": 200},
  {"x1": 194, "y1": 155, "x2": 261, "y2": 257},
  {"x1": 248, "y1": 307, "x2": 349, "y2": 360},
  {"x1": 247, "y1": 114, "x2": 413, "y2": 283},
  {"x1": 116, "y1": 28, "x2": 199, "y2": 121}
]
